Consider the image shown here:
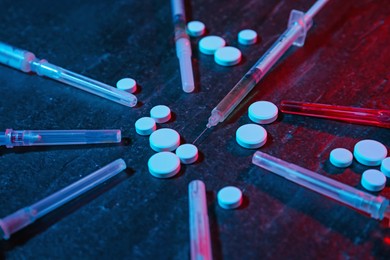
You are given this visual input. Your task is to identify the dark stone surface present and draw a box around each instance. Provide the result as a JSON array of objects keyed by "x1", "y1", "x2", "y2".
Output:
[{"x1": 0, "y1": 0, "x2": 389, "y2": 259}]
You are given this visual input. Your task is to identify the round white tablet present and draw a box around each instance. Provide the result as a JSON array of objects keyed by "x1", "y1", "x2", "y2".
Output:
[
  {"x1": 248, "y1": 101, "x2": 278, "y2": 124},
  {"x1": 175, "y1": 144, "x2": 198, "y2": 164},
  {"x1": 116, "y1": 78, "x2": 137, "y2": 93},
  {"x1": 135, "y1": 117, "x2": 156, "y2": 136},
  {"x1": 217, "y1": 186, "x2": 243, "y2": 209},
  {"x1": 150, "y1": 105, "x2": 171, "y2": 123},
  {"x1": 238, "y1": 29, "x2": 258, "y2": 45},
  {"x1": 199, "y1": 35, "x2": 226, "y2": 55},
  {"x1": 214, "y1": 46, "x2": 242, "y2": 66},
  {"x1": 361, "y1": 169, "x2": 386, "y2": 192},
  {"x1": 380, "y1": 157, "x2": 390, "y2": 177},
  {"x1": 236, "y1": 124, "x2": 267, "y2": 149},
  {"x1": 329, "y1": 148, "x2": 353, "y2": 168},
  {"x1": 148, "y1": 152, "x2": 181, "y2": 178},
  {"x1": 187, "y1": 21, "x2": 206, "y2": 37},
  {"x1": 149, "y1": 128, "x2": 180, "y2": 152},
  {"x1": 353, "y1": 139, "x2": 387, "y2": 166}
]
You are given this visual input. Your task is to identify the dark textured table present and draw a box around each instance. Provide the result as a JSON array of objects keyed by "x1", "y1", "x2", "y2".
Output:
[{"x1": 0, "y1": 0, "x2": 390, "y2": 259}]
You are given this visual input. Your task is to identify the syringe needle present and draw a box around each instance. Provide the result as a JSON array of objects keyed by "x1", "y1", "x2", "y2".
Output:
[
  {"x1": 171, "y1": 0, "x2": 195, "y2": 93},
  {"x1": 0, "y1": 129, "x2": 121, "y2": 148},
  {"x1": 192, "y1": 127, "x2": 208, "y2": 145},
  {"x1": 0, "y1": 159, "x2": 127, "y2": 240},
  {"x1": 206, "y1": 0, "x2": 329, "y2": 129},
  {"x1": 252, "y1": 151, "x2": 390, "y2": 224},
  {"x1": 280, "y1": 100, "x2": 390, "y2": 128},
  {"x1": 0, "y1": 42, "x2": 137, "y2": 107}
]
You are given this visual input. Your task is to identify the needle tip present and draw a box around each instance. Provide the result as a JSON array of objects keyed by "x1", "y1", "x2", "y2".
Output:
[{"x1": 193, "y1": 127, "x2": 208, "y2": 145}]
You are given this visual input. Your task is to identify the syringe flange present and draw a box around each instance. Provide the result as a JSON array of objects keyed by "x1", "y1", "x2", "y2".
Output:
[{"x1": 288, "y1": 10, "x2": 313, "y2": 47}]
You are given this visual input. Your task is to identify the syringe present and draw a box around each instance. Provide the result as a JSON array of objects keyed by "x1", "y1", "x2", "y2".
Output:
[
  {"x1": 252, "y1": 151, "x2": 390, "y2": 225},
  {"x1": 0, "y1": 129, "x2": 121, "y2": 148},
  {"x1": 205, "y1": 0, "x2": 329, "y2": 128},
  {"x1": 171, "y1": 0, "x2": 195, "y2": 93},
  {"x1": 280, "y1": 100, "x2": 390, "y2": 128},
  {"x1": 0, "y1": 158, "x2": 126, "y2": 239},
  {"x1": 188, "y1": 180, "x2": 213, "y2": 260},
  {"x1": 0, "y1": 42, "x2": 137, "y2": 107}
]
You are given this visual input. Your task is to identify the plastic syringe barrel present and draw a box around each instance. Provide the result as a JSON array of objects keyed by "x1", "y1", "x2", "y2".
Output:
[
  {"x1": 207, "y1": 67, "x2": 262, "y2": 127},
  {"x1": 0, "y1": 129, "x2": 121, "y2": 148},
  {"x1": 188, "y1": 180, "x2": 213, "y2": 260},
  {"x1": 171, "y1": 0, "x2": 185, "y2": 18},
  {"x1": 36, "y1": 63, "x2": 138, "y2": 107},
  {"x1": 0, "y1": 42, "x2": 137, "y2": 107},
  {"x1": 206, "y1": 9, "x2": 313, "y2": 128},
  {"x1": 252, "y1": 151, "x2": 390, "y2": 221},
  {"x1": 0, "y1": 42, "x2": 36, "y2": 72},
  {"x1": 280, "y1": 100, "x2": 390, "y2": 128},
  {"x1": 176, "y1": 38, "x2": 194, "y2": 93},
  {"x1": 0, "y1": 159, "x2": 126, "y2": 240},
  {"x1": 171, "y1": 0, "x2": 195, "y2": 93}
]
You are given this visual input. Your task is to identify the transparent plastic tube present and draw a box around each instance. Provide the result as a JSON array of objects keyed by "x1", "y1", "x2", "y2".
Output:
[
  {"x1": 188, "y1": 180, "x2": 212, "y2": 260},
  {"x1": 0, "y1": 158, "x2": 127, "y2": 239},
  {"x1": 206, "y1": 0, "x2": 329, "y2": 128},
  {"x1": 280, "y1": 100, "x2": 390, "y2": 128},
  {"x1": 0, "y1": 129, "x2": 121, "y2": 148},
  {"x1": 252, "y1": 151, "x2": 390, "y2": 224},
  {"x1": 171, "y1": 0, "x2": 195, "y2": 93},
  {"x1": 0, "y1": 42, "x2": 137, "y2": 107}
]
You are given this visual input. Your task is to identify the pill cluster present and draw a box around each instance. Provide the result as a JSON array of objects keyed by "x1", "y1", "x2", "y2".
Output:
[
  {"x1": 135, "y1": 104, "x2": 243, "y2": 210},
  {"x1": 236, "y1": 100, "x2": 278, "y2": 149},
  {"x1": 329, "y1": 139, "x2": 389, "y2": 192},
  {"x1": 134, "y1": 105, "x2": 199, "y2": 179},
  {"x1": 189, "y1": 20, "x2": 257, "y2": 67}
]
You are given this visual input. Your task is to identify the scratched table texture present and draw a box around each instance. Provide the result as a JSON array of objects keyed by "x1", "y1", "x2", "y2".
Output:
[{"x1": 0, "y1": 0, "x2": 389, "y2": 259}]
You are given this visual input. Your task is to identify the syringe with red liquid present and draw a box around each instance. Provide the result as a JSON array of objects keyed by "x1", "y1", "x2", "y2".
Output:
[{"x1": 280, "y1": 100, "x2": 390, "y2": 128}]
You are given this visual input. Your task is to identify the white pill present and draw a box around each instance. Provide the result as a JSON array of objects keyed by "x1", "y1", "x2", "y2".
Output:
[
  {"x1": 238, "y1": 29, "x2": 258, "y2": 45},
  {"x1": 214, "y1": 46, "x2": 242, "y2": 66},
  {"x1": 217, "y1": 186, "x2": 243, "y2": 209},
  {"x1": 116, "y1": 78, "x2": 137, "y2": 93},
  {"x1": 150, "y1": 105, "x2": 171, "y2": 123},
  {"x1": 329, "y1": 148, "x2": 353, "y2": 168},
  {"x1": 135, "y1": 117, "x2": 156, "y2": 136},
  {"x1": 248, "y1": 101, "x2": 278, "y2": 124},
  {"x1": 199, "y1": 35, "x2": 226, "y2": 55},
  {"x1": 380, "y1": 157, "x2": 390, "y2": 177},
  {"x1": 361, "y1": 169, "x2": 386, "y2": 192},
  {"x1": 176, "y1": 144, "x2": 198, "y2": 164},
  {"x1": 353, "y1": 139, "x2": 387, "y2": 166},
  {"x1": 236, "y1": 124, "x2": 267, "y2": 149},
  {"x1": 149, "y1": 128, "x2": 180, "y2": 152},
  {"x1": 148, "y1": 152, "x2": 181, "y2": 178},
  {"x1": 187, "y1": 21, "x2": 206, "y2": 37}
]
